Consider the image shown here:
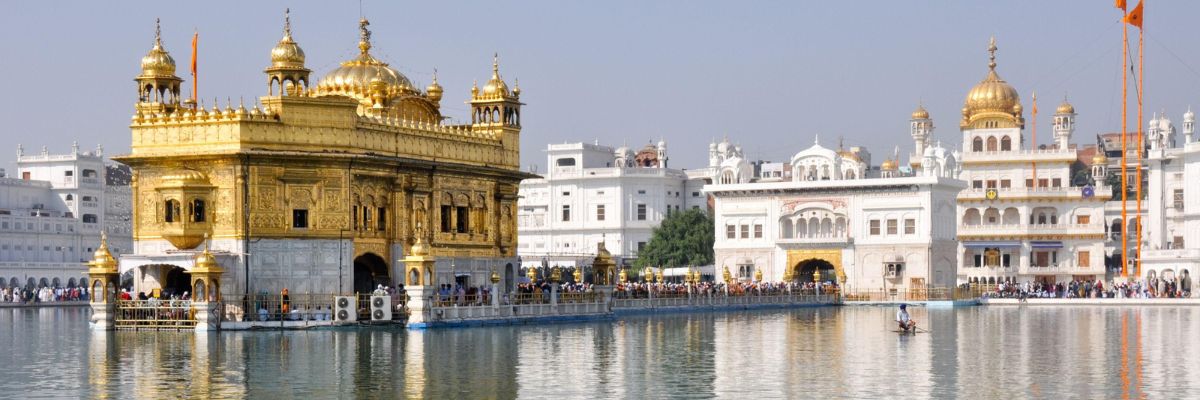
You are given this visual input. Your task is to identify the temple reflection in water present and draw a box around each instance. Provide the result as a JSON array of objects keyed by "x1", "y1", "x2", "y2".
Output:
[{"x1": 46, "y1": 307, "x2": 1200, "y2": 397}]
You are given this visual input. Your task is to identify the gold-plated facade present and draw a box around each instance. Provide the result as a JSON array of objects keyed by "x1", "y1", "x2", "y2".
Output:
[{"x1": 115, "y1": 16, "x2": 531, "y2": 293}]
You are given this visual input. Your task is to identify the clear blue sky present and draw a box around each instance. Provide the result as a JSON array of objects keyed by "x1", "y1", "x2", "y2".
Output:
[{"x1": 2, "y1": 1, "x2": 1198, "y2": 172}]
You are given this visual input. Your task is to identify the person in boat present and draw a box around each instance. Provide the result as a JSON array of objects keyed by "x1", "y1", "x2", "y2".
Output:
[{"x1": 896, "y1": 304, "x2": 916, "y2": 332}]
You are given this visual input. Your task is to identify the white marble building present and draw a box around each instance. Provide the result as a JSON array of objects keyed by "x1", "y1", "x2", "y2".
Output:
[
  {"x1": 517, "y1": 141, "x2": 709, "y2": 271},
  {"x1": 954, "y1": 39, "x2": 1108, "y2": 285},
  {"x1": 706, "y1": 129, "x2": 964, "y2": 290},
  {"x1": 0, "y1": 144, "x2": 131, "y2": 291},
  {"x1": 1141, "y1": 108, "x2": 1197, "y2": 292}
]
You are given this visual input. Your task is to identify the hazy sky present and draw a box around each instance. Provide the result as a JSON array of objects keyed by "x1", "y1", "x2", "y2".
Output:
[{"x1": 3, "y1": 1, "x2": 1198, "y2": 173}]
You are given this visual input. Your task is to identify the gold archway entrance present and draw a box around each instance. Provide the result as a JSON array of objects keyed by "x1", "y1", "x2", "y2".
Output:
[{"x1": 785, "y1": 249, "x2": 845, "y2": 283}]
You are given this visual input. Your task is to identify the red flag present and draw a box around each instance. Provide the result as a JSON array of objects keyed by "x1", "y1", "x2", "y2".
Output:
[
  {"x1": 1124, "y1": 1, "x2": 1144, "y2": 29},
  {"x1": 1115, "y1": 0, "x2": 1126, "y2": 10}
]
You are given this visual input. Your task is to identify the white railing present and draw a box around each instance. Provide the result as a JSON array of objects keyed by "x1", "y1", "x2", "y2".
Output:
[
  {"x1": 958, "y1": 223, "x2": 1104, "y2": 236},
  {"x1": 777, "y1": 235, "x2": 852, "y2": 244}
]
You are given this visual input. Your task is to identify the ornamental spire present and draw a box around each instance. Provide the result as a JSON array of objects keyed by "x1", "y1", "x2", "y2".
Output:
[
  {"x1": 492, "y1": 52, "x2": 500, "y2": 80},
  {"x1": 987, "y1": 36, "x2": 997, "y2": 71},
  {"x1": 358, "y1": 18, "x2": 372, "y2": 54},
  {"x1": 155, "y1": 18, "x2": 162, "y2": 48},
  {"x1": 283, "y1": 8, "x2": 292, "y2": 39}
]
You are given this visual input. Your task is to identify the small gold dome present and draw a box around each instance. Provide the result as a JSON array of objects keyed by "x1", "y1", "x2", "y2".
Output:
[
  {"x1": 881, "y1": 159, "x2": 897, "y2": 171},
  {"x1": 838, "y1": 150, "x2": 862, "y2": 162},
  {"x1": 1056, "y1": 100, "x2": 1075, "y2": 114},
  {"x1": 140, "y1": 19, "x2": 177, "y2": 77},
  {"x1": 1092, "y1": 152, "x2": 1108, "y2": 164},
  {"x1": 88, "y1": 232, "x2": 118, "y2": 273},
  {"x1": 270, "y1": 12, "x2": 306, "y2": 69},
  {"x1": 911, "y1": 104, "x2": 930, "y2": 120},
  {"x1": 425, "y1": 70, "x2": 443, "y2": 102},
  {"x1": 480, "y1": 54, "x2": 510, "y2": 98},
  {"x1": 410, "y1": 236, "x2": 429, "y2": 257}
]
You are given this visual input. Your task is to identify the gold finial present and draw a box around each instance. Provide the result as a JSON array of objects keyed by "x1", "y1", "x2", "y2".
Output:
[
  {"x1": 154, "y1": 18, "x2": 163, "y2": 48},
  {"x1": 358, "y1": 18, "x2": 372, "y2": 54},
  {"x1": 987, "y1": 36, "x2": 997, "y2": 71},
  {"x1": 431, "y1": 68, "x2": 438, "y2": 84},
  {"x1": 283, "y1": 8, "x2": 292, "y2": 38},
  {"x1": 492, "y1": 52, "x2": 500, "y2": 79}
]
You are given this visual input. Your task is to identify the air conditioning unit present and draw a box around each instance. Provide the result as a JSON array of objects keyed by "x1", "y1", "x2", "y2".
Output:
[
  {"x1": 334, "y1": 296, "x2": 356, "y2": 322},
  {"x1": 370, "y1": 295, "x2": 392, "y2": 321}
]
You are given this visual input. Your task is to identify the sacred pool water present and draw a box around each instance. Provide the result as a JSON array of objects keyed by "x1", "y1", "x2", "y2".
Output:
[{"x1": 1, "y1": 306, "x2": 1195, "y2": 398}]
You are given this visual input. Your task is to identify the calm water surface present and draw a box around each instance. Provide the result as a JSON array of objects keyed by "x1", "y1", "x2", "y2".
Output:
[{"x1": 1, "y1": 306, "x2": 1197, "y2": 398}]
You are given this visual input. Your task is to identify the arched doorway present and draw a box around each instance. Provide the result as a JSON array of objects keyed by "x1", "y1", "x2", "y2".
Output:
[
  {"x1": 793, "y1": 259, "x2": 836, "y2": 283},
  {"x1": 353, "y1": 253, "x2": 390, "y2": 294},
  {"x1": 163, "y1": 266, "x2": 191, "y2": 298}
]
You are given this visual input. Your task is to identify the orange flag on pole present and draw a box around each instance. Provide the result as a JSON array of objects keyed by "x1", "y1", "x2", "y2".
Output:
[
  {"x1": 1124, "y1": 1, "x2": 1144, "y2": 29},
  {"x1": 1115, "y1": 0, "x2": 1126, "y2": 10},
  {"x1": 190, "y1": 30, "x2": 198, "y2": 101}
]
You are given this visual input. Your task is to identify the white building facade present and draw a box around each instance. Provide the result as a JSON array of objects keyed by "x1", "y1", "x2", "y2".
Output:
[
  {"x1": 707, "y1": 131, "x2": 964, "y2": 291},
  {"x1": 954, "y1": 39, "x2": 1108, "y2": 286},
  {"x1": 517, "y1": 141, "x2": 708, "y2": 271},
  {"x1": 0, "y1": 144, "x2": 131, "y2": 290},
  {"x1": 1141, "y1": 108, "x2": 1197, "y2": 293}
]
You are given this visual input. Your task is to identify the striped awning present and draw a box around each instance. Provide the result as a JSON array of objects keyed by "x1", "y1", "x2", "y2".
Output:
[
  {"x1": 963, "y1": 241, "x2": 1022, "y2": 249},
  {"x1": 1031, "y1": 241, "x2": 1063, "y2": 249}
]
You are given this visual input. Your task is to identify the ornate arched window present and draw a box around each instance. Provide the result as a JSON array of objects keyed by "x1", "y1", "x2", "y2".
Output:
[{"x1": 972, "y1": 137, "x2": 984, "y2": 152}]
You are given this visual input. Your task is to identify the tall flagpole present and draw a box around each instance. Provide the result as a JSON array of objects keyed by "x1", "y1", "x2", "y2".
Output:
[
  {"x1": 1032, "y1": 92, "x2": 1038, "y2": 186},
  {"x1": 1120, "y1": 4, "x2": 1129, "y2": 278},
  {"x1": 1135, "y1": 4, "x2": 1144, "y2": 277}
]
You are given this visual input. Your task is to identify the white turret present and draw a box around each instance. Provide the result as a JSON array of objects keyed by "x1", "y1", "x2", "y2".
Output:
[
  {"x1": 708, "y1": 141, "x2": 720, "y2": 167},
  {"x1": 1184, "y1": 107, "x2": 1195, "y2": 144},
  {"x1": 657, "y1": 139, "x2": 668, "y2": 169},
  {"x1": 1052, "y1": 98, "x2": 1075, "y2": 150},
  {"x1": 910, "y1": 103, "x2": 933, "y2": 155},
  {"x1": 1147, "y1": 112, "x2": 1162, "y2": 150}
]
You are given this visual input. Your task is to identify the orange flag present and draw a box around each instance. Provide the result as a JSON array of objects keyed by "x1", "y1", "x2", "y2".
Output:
[
  {"x1": 190, "y1": 31, "x2": 198, "y2": 77},
  {"x1": 1124, "y1": 1, "x2": 1144, "y2": 29},
  {"x1": 1115, "y1": 0, "x2": 1126, "y2": 10}
]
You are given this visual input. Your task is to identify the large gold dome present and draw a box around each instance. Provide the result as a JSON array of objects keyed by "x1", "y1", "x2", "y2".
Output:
[
  {"x1": 311, "y1": 19, "x2": 418, "y2": 102},
  {"x1": 964, "y1": 70, "x2": 1020, "y2": 116},
  {"x1": 960, "y1": 37, "x2": 1024, "y2": 129}
]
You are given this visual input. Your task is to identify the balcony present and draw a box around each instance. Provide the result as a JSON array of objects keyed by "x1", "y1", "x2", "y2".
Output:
[
  {"x1": 1021, "y1": 263, "x2": 1099, "y2": 275},
  {"x1": 959, "y1": 185, "x2": 1109, "y2": 201},
  {"x1": 777, "y1": 234, "x2": 852, "y2": 246},
  {"x1": 960, "y1": 148, "x2": 1077, "y2": 164},
  {"x1": 958, "y1": 223, "x2": 1104, "y2": 237}
]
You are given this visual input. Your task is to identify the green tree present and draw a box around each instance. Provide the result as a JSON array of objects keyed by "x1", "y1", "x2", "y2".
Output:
[{"x1": 634, "y1": 208, "x2": 714, "y2": 269}]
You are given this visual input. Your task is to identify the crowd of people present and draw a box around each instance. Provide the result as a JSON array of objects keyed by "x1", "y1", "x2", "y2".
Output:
[
  {"x1": 984, "y1": 277, "x2": 1192, "y2": 299},
  {"x1": 613, "y1": 280, "x2": 840, "y2": 299},
  {"x1": 1, "y1": 286, "x2": 89, "y2": 304}
]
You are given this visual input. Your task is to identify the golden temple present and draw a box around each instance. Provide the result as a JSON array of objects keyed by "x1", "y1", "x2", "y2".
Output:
[{"x1": 114, "y1": 13, "x2": 532, "y2": 296}]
